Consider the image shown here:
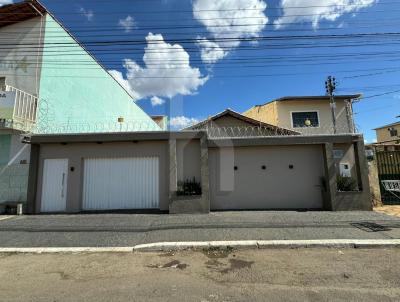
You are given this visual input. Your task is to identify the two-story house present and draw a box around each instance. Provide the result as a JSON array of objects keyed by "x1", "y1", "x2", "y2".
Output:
[
  {"x1": 0, "y1": 0, "x2": 159, "y2": 208},
  {"x1": 242, "y1": 94, "x2": 362, "y2": 186},
  {"x1": 372, "y1": 120, "x2": 400, "y2": 151},
  {"x1": 243, "y1": 95, "x2": 361, "y2": 135}
]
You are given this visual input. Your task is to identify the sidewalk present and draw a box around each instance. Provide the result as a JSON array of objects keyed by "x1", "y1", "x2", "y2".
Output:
[{"x1": 0, "y1": 211, "x2": 399, "y2": 248}]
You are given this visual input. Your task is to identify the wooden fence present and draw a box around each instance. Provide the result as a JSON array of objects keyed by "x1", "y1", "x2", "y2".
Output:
[{"x1": 376, "y1": 151, "x2": 400, "y2": 204}]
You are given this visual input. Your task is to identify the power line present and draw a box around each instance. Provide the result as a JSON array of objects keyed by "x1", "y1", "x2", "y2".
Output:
[
  {"x1": 2, "y1": 1, "x2": 396, "y2": 15},
  {"x1": 2, "y1": 31, "x2": 400, "y2": 47},
  {"x1": 360, "y1": 89, "x2": 400, "y2": 100},
  {"x1": 2, "y1": 65, "x2": 400, "y2": 79},
  {"x1": 3, "y1": 7, "x2": 397, "y2": 18},
  {"x1": 3, "y1": 16, "x2": 400, "y2": 31}
]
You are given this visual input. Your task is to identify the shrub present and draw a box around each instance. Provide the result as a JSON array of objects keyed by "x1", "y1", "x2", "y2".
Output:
[
  {"x1": 177, "y1": 177, "x2": 202, "y2": 196},
  {"x1": 337, "y1": 175, "x2": 358, "y2": 192}
]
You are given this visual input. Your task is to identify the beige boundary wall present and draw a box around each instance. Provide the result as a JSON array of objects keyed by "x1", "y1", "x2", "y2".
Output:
[{"x1": 25, "y1": 132, "x2": 371, "y2": 214}]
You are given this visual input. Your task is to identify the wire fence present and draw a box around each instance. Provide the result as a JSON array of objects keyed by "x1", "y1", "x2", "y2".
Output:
[
  {"x1": 32, "y1": 120, "x2": 161, "y2": 134},
  {"x1": 201, "y1": 124, "x2": 357, "y2": 138},
  {"x1": 24, "y1": 121, "x2": 358, "y2": 137}
]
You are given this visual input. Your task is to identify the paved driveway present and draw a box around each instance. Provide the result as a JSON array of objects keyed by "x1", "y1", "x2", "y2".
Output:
[{"x1": 0, "y1": 211, "x2": 399, "y2": 247}]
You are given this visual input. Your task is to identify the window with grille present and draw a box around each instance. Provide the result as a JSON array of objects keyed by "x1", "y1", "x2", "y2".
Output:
[{"x1": 291, "y1": 111, "x2": 319, "y2": 128}]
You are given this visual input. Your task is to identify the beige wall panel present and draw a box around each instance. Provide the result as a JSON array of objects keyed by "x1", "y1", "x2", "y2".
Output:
[
  {"x1": 35, "y1": 141, "x2": 169, "y2": 212},
  {"x1": 209, "y1": 145, "x2": 325, "y2": 210}
]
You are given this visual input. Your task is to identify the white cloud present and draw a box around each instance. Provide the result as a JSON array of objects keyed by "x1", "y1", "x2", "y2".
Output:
[
  {"x1": 274, "y1": 0, "x2": 377, "y2": 29},
  {"x1": 79, "y1": 7, "x2": 94, "y2": 21},
  {"x1": 150, "y1": 96, "x2": 165, "y2": 106},
  {"x1": 119, "y1": 15, "x2": 135, "y2": 33},
  {"x1": 109, "y1": 33, "x2": 208, "y2": 100},
  {"x1": 170, "y1": 116, "x2": 200, "y2": 129},
  {"x1": 193, "y1": 0, "x2": 268, "y2": 63},
  {"x1": 109, "y1": 70, "x2": 140, "y2": 100},
  {"x1": 0, "y1": 1, "x2": 13, "y2": 6},
  {"x1": 197, "y1": 38, "x2": 228, "y2": 64}
]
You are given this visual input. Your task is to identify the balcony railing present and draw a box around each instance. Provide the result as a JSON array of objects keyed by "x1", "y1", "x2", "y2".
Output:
[{"x1": 0, "y1": 85, "x2": 39, "y2": 131}]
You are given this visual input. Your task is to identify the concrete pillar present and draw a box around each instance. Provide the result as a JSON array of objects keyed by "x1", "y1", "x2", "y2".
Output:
[
  {"x1": 354, "y1": 139, "x2": 372, "y2": 210},
  {"x1": 368, "y1": 159, "x2": 382, "y2": 207},
  {"x1": 322, "y1": 143, "x2": 336, "y2": 210},
  {"x1": 168, "y1": 138, "x2": 177, "y2": 204},
  {"x1": 329, "y1": 138, "x2": 372, "y2": 211},
  {"x1": 169, "y1": 134, "x2": 210, "y2": 214},
  {"x1": 199, "y1": 134, "x2": 210, "y2": 212},
  {"x1": 26, "y1": 144, "x2": 40, "y2": 214}
]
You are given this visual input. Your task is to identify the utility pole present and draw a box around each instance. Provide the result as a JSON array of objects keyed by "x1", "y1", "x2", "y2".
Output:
[{"x1": 325, "y1": 76, "x2": 337, "y2": 134}]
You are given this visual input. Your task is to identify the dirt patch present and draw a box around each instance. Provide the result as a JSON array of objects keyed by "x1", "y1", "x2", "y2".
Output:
[
  {"x1": 158, "y1": 251, "x2": 176, "y2": 257},
  {"x1": 205, "y1": 259, "x2": 224, "y2": 270},
  {"x1": 219, "y1": 259, "x2": 255, "y2": 274},
  {"x1": 147, "y1": 260, "x2": 188, "y2": 270},
  {"x1": 45, "y1": 271, "x2": 72, "y2": 280},
  {"x1": 202, "y1": 246, "x2": 234, "y2": 259},
  {"x1": 374, "y1": 206, "x2": 400, "y2": 218}
]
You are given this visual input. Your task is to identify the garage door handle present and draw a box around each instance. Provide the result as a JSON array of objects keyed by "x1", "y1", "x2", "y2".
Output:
[{"x1": 61, "y1": 173, "x2": 65, "y2": 198}]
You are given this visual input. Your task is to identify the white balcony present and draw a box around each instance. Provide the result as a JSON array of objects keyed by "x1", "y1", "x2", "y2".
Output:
[{"x1": 0, "y1": 85, "x2": 38, "y2": 132}]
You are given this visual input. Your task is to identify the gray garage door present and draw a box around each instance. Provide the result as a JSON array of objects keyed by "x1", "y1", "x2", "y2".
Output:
[{"x1": 209, "y1": 145, "x2": 325, "y2": 210}]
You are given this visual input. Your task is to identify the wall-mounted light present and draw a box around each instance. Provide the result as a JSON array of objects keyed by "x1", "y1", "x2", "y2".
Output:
[
  {"x1": 261, "y1": 165, "x2": 266, "y2": 170},
  {"x1": 118, "y1": 116, "x2": 124, "y2": 132},
  {"x1": 289, "y1": 164, "x2": 294, "y2": 169}
]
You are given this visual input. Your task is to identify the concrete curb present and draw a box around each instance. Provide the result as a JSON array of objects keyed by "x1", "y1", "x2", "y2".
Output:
[
  {"x1": 133, "y1": 239, "x2": 400, "y2": 252},
  {"x1": 0, "y1": 247, "x2": 134, "y2": 254},
  {"x1": 0, "y1": 216, "x2": 13, "y2": 221},
  {"x1": 0, "y1": 239, "x2": 399, "y2": 254}
]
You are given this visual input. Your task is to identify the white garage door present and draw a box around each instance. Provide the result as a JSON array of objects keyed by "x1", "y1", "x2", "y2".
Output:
[
  {"x1": 209, "y1": 145, "x2": 325, "y2": 210},
  {"x1": 82, "y1": 157, "x2": 159, "y2": 210}
]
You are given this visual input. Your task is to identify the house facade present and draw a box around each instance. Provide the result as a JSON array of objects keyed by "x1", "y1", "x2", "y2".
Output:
[
  {"x1": 0, "y1": 1, "x2": 159, "y2": 207},
  {"x1": 244, "y1": 95, "x2": 361, "y2": 135},
  {"x1": 24, "y1": 110, "x2": 371, "y2": 214},
  {"x1": 372, "y1": 121, "x2": 400, "y2": 151}
]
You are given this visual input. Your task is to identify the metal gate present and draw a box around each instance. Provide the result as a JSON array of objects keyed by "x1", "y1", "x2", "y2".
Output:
[
  {"x1": 376, "y1": 151, "x2": 400, "y2": 204},
  {"x1": 82, "y1": 157, "x2": 159, "y2": 210}
]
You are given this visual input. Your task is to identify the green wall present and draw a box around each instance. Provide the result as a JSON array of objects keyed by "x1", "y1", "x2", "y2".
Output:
[
  {"x1": 37, "y1": 15, "x2": 159, "y2": 133},
  {"x1": 0, "y1": 134, "x2": 11, "y2": 165}
]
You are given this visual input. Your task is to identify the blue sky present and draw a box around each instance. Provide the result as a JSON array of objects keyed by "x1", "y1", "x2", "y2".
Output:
[{"x1": 26, "y1": 0, "x2": 400, "y2": 140}]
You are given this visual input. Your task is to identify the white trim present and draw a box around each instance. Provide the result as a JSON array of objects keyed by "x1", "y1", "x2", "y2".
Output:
[{"x1": 290, "y1": 110, "x2": 321, "y2": 129}]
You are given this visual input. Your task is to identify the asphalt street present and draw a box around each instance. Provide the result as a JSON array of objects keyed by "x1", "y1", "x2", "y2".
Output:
[
  {"x1": 0, "y1": 211, "x2": 399, "y2": 247},
  {"x1": 0, "y1": 248, "x2": 399, "y2": 301}
]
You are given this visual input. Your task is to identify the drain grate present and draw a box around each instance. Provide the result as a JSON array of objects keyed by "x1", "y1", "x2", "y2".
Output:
[{"x1": 351, "y1": 222, "x2": 391, "y2": 232}]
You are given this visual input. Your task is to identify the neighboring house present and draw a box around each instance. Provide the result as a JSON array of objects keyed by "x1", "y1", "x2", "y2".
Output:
[
  {"x1": 0, "y1": 1, "x2": 159, "y2": 207},
  {"x1": 372, "y1": 120, "x2": 400, "y2": 151},
  {"x1": 185, "y1": 109, "x2": 298, "y2": 137},
  {"x1": 151, "y1": 116, "x2": 169, "y2": 131},
  {"x1": 244, "y1": 95, "x2": 361, "y2": 135},
  {"x1": 186, "y1": 108, "x2": 359, "y2": 184}
]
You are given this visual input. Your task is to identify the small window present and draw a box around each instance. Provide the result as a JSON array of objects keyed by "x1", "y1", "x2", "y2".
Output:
[
  {"x1": 333, "y1": 150, "x2": 344, "y2": 159},
  {"x1": 291, "y1": 111, "x2": 319, "y2": 128},
  {"x1": 388, "y1": 128, "x2": 398, "y2": 137}
]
